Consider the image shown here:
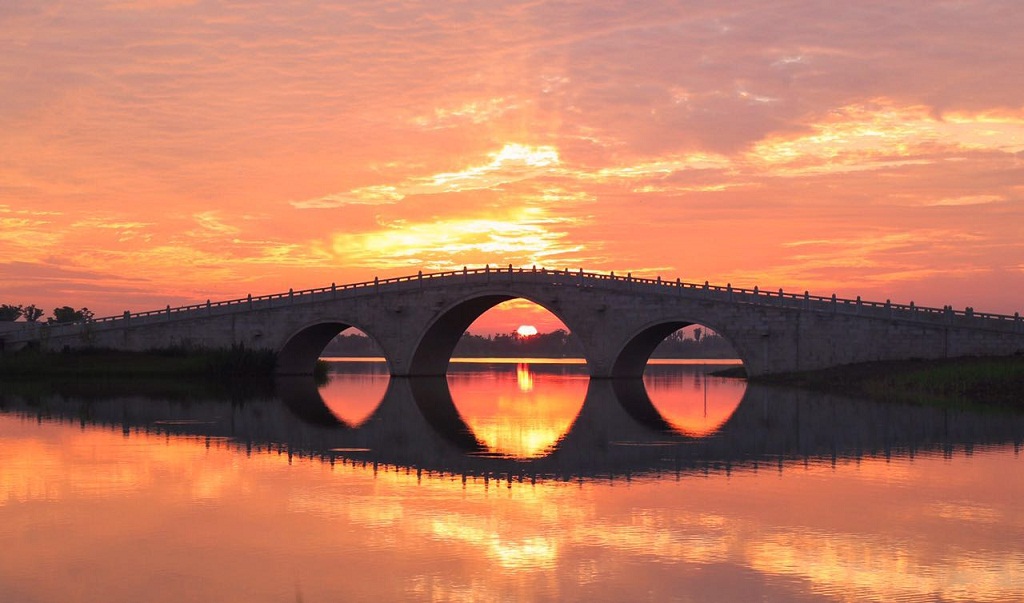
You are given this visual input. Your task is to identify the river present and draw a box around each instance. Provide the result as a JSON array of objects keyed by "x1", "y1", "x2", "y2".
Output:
[{"x1": 0, "y1": 359, "x2": 1022, "y2": 602}]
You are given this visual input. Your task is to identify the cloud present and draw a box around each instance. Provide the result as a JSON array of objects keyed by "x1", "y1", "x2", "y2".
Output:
[
  {"x1": 922, "y1": 195, "x2": 1006, "y2": 207},
  {"x1": 291, "y1": 186, "x2": 405, "y2": 209},
  {"x1": 292, "y1": 144, "x2": 561, "y2": 210},
  {"x1": 4, "y1": 1, "x2": 1024, "y2": 315},
  {"x1": 328, "y1": 209, "x2": 587, "y2": 270},
  {"x1": 191, "y1": 211, "x2": 241, "y2": 236}
]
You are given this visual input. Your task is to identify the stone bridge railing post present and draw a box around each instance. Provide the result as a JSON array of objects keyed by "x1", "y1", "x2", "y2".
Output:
[{"x1": 804, "y1": 291, "x2": 809, "y2": 310}]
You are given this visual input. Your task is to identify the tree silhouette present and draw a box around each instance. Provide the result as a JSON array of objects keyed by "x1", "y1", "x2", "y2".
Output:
[
  {"x1": 23, "y1": 305, "x2": 44, "y2": 322},
  {"x1": 48, "y1": 306, "x2": 94, "y2": 324},
  {"x1": 0, "y1": 304, "x2": 22, "y2": 321}
]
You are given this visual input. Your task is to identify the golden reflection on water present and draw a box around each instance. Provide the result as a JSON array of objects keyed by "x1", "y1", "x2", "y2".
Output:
[
  {"x1": 516, "y1": 362, "x2": 534, "y2": 392},
  {"x1": 446, "y1": 361, "x2": 588, "y2": 458},
  {"x1": 0, "y1": 413, "x2": 1022, "y2": 602},
  {"x1": 643, "y1": 362, "x2": 746, "y2": 436}
]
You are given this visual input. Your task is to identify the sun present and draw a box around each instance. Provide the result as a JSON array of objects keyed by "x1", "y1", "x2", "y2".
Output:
[{"x1": 516, "y1": 324, "x2": 538, "y2": 337}]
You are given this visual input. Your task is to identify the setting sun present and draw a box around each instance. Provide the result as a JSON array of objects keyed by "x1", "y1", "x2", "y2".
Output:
[{"x1": 516, "y1": 325, "x2": 539, "y2": 337}]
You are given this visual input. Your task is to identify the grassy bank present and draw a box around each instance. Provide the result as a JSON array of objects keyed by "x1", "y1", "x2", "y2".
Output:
[{"x1": 754, "y1": 355, "x2": 1024, "y2": 410}]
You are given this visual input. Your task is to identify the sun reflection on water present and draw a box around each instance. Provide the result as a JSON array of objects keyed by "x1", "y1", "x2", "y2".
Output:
[
  {"x1": 516, "y1": 363, "x2": 534, "y2": 392},
  {"x1": 448, "y1": 361, "x2": 588, "y2": 459}
]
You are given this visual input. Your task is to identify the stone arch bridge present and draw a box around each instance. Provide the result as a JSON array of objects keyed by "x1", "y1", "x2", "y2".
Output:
[{"x1": 2, "y1": 267, "x2": 1023, "y2": 377}]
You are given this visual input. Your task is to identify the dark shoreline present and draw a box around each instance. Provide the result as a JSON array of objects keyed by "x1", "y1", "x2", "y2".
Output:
[
  {"x1": 3, "y1": 348, "x2": 1023, "y2": 411},
  {"x1": 743, "y1": 355, "x2": 1024, "y2": 410},
  {"x1": 0, "y1": 347, "x2": 277, "y2": 381}
]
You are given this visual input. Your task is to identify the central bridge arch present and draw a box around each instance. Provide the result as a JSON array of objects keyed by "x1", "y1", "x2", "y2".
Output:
[{"x1": 407, "y1": 291, "x2": 583, "y2": 376}]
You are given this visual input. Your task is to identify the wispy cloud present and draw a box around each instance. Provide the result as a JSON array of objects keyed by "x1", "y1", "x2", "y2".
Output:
[{"x1": 3, "y1": 1, "x2": 1024, "y2": 315}]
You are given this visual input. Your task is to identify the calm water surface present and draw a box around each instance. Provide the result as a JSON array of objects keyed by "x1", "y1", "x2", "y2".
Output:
[{"x1": 1, "y1": 359, "x2": 1022, "y2": 602}]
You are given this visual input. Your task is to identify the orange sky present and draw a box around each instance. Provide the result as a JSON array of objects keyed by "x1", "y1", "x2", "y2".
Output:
[{"x1": 2, "y1": 2, "x2": 1023, "y2": 326}]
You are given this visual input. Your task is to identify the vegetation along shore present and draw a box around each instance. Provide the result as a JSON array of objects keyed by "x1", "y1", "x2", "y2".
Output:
[
  {"x1": 751, "y1": 355, "x2": 1024, "y2": 410},
  {"x1": 2, "y1": 341, "x2": 1022, "y2": 411}
]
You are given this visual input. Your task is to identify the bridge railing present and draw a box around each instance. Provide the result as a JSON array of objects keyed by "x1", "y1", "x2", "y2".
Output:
[{"x1": 4, "y1": 265, "x2": 1022, "y2": 340}]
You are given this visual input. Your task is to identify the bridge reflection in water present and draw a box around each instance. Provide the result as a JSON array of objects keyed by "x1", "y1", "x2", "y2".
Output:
[{"x1": 4, "y1": 363, "x2": 1022, "y2": 482}]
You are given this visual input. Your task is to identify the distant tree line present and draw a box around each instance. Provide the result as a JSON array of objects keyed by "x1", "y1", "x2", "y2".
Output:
[
  {"x1": 320, "y1": 328, "x2": 736, "y2": 359},
  {"x1": 0, "y1": 304, "x2": 94, "y2": 324},
  {"x1": 648, "y1": 328, "x2": 736, "y2": 358},
  {"x1": 320, "y1": 333, "x2": 384, "y2": 356}
]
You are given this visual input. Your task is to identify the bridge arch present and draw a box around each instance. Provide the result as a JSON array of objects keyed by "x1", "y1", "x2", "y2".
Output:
[
  {"x1": 609, "y1": 317, "x2": 745, "y2": 379},
  {"x1": 406, "y1": 291, "x2": 586, "y2": 376},
  {"x1": 276, "y1": 320, "x2": 388, "y2": 375}
]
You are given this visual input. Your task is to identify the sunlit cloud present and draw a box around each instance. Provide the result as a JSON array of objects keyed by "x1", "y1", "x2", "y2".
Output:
[
  {"x1": 746, "y1": 100, "x2": 1024, "y2": 175},
  {"x1": 291, "y1": 186, "x2": 405, "y2": 209},
  {"x1": 329, "y1": 210, "x2": 585, "y2": 270},
  {"x1": 291, "y1": 144, "x2": 561, "y2": 211},
  {"x1": 586, "y1": 154, "x2": 732, "y2": 181},
  {"x1": 417, "y1": 143, "x2": 560, "y2": 193},
  {"x1": 412, "y1": 97, "x2": 522, "y2": 129},
  {"x1": 191, "y1": 211, "x2": 241, "y2": 237},
  {"x1": 922, "y1": 195, "x2": 1006, "y2": 207}
]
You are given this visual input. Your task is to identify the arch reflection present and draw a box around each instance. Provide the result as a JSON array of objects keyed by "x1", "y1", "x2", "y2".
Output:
[
  {"x1": 446, "y1": 361, "x2": 589, "y2": 459},
  {"x1": 642, "y1": 362, "x2": 746, "y2": 437},
  {"x1": 318, "y1": 360, "x2": 390, "y2": 428},
  {"x1": 6, "y1": 370, "x2": 1024, "y2": 482}
]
